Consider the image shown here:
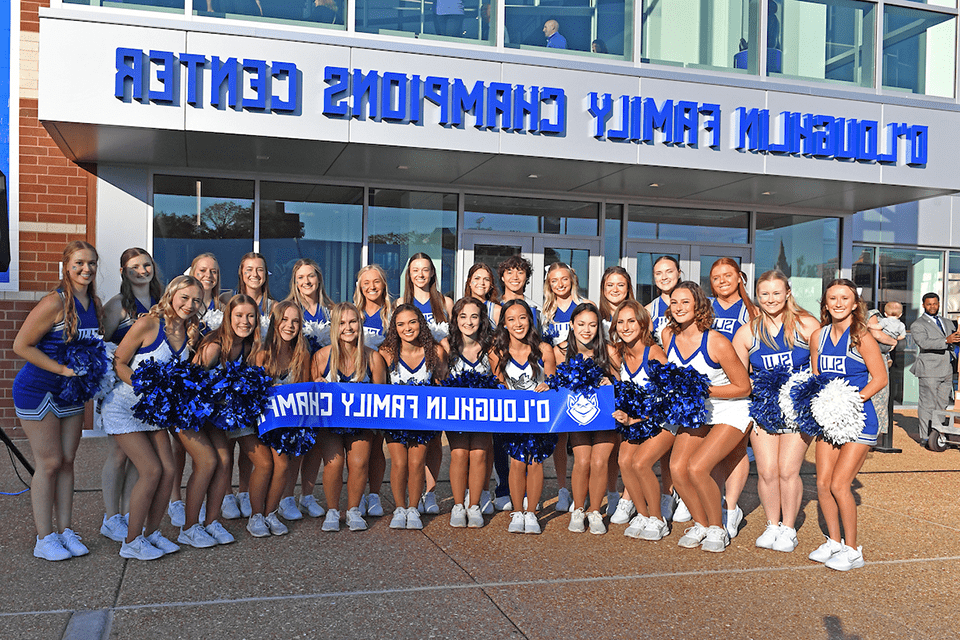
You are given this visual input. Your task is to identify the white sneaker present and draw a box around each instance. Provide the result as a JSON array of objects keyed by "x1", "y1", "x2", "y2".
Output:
[
  {"x1": 755, "y1": 522, "x2": 781, "y2": 549},
  {"x1": 145, "y1": 530, "x2": 180, "y2": 554},
  {"x1": 700, "y1": 525, "x2": 730, "y2": 553},
  {"x1": 419, "y1": 491, "x2": 440, "y2": 515},
  {"x1": 246, "y1": 513, "x2": 271, "y2": 538},
  {"x1": 672, "y1": 495, "x2": 692, "y2": 523},
  {"x1": 204, "y1": 520, "x2": 236, "y2": 544},
  {"x1": 494, "y1": 495, "x2": 513, "y2": 512},
  {"x1": 406, "y1": 508, "x2": 424, "y2": 530},
  {"x1": 568, "y1": 507, "x2": 586, "y2": 533},
  {"x1": 723, "y1": 505, "x2": 744, "y2": 539},
  {"x1": 389, "y1": 507, "x2": 408, "y2": 529},
  {"x1": 177, "y1": 523, "x2": 218, "y2": 548},
  {"x1": 59, "y1": 529, "x2": 90, "y2": 557},
  {"x1": 101, "y1": 514, "x2": 127, "y2": 542},
  {"x1": 357, "y1": 494, "x2": 368, "y2": 517},
  {"x1": 639, "y1": 517, "x2": 670, "y2": 541},
  {"x1": 508, "y1": 511, "x2": 525, "y2": 534},
  {"x1": 299, "y1": 495, "x2": 325, "y2": 518},
  {"x1": 610, "y1": 498, "x2": 635, "y2": 525},
  {"x1": 238, "y1": 492, "x2": 252, "y2": 518},
  {"x1": 466, "y1": 505, "x2": 484, "y2": 528},
  {"x1": 660, "y1": 493, "x2": 677, "y2": 521},
  {"x1": 556, "y1": 487, "x2": 572, "y2": 512},
  {"x1": 34, "y1": 532, "x2": 71, "y2": 561},
  {"x1": 365, "y1": 493, "x2": 384, "y2": 517},
  {"x1": 266, "y1": 511, "x2": 289, "y2": 535},
  {"x1": 479, "y1": 490, "x2": 494, "y2": 515},
  {"x1": 119, "y1": 535, "x2": 163, "y2": 561},
  {"x1": 809, "y1": 537, "x2": 844, "y2": 563},
  {"x1": 825, "y1": 544, "x2": 864, "y2": 571},
  {"x1": 346, "y1": 507, "x2": 368, "y2": 531},
  {"x1": 167, "y1": 500, "x2": 186, "y2": 527},
  {"x1": 678, "y1": 522, "x2": 708, "y2": 548},
  {"x1": 279, "y1": 496, "x2": 303, "y2": 521},
  {"x1": 606, "y1": 491, "x2": 621, "y2": 517},
  {"x1": 450, "y1": 504, "x2": 467, "y2": 528},
  {"x1": 624, "y1": 514, "x2": 648, "y2": 539},
  {"x1": 587, "y1": 510, "x2": 606, "y2": 535},
  {"x1": 772, "y1": 526, "x2": 798, "y2": 552},
  {"x1": 220, "y1": 494, "x2": 242, "y2": 520},
  {"x1": 523, "y1": 511, "x2": 541, "y2": 534},
  {"x1": 322, "y1": 509, "x2": 341, "y2": 532}
]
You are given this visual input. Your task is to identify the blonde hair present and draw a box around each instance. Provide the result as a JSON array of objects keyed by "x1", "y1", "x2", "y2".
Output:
[
  {"x1": 236, "y1": 252, "x2": 272, "y2": 303},
  {"x1": 285, "y1": 258, "x2": 334, "y2": 314},
  {"x1": 353, "y1": 264, "x2": 393, "y2": 328},
  {"x1": 325, "y1": 302, "x2": 369, "y2": 383},
  {"x1": 884, "y1": 300, "x2": 903, "y2": 317},
  {"x1": 254, "y1": 300, "x2": 311, "y2": 383},
  {"x1": 188, "y1": 252, "x2": 222, "y2": 311},
  {"x1": 195, "y1": 294, "x2": 261, "y2": 367},
  {"x1": 542, "y1": 262, "x2": 583, "y2": 326},
  {"x1": 148, "y1": 275, "x2": 202, "y2": 351},
  {"x1": 750, "y1": 270, "x2": 814, "y2": 350},
  {"x1": 58, "y1": 241, "x2": 104, "y2": 342}
]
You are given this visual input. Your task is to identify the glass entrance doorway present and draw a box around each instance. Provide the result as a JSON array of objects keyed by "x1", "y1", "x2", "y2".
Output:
[{"x1": 624, "y1": 242, "x2": 753, "y2": 305}]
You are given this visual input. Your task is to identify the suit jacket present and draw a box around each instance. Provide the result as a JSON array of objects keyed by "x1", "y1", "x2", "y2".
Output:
[{"x1": 910, "y1": 313, "x2": 956, "y2": 378}]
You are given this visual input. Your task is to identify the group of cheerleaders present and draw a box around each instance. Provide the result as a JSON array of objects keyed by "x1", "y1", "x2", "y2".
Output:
[{"x1": 13, "y1": 241, "x2": 885, "y2": 572}]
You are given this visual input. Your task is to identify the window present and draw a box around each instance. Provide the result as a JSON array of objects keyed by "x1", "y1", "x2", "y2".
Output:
[
  {"x1": 627, "y1": 206, "x2": 749, "y2": 244},
  {"x1": 465, "y1": 195, "x2": 598, "y2": 236},
  {"x1": 356, "y1": 0, "x2": 495, "y2": 44},
  {"x1": 505, "y1": 0, "x2": 633, "y2": 60},
  {"x1": 883, "y1": 5, "x2": 956, "y2": 97}
]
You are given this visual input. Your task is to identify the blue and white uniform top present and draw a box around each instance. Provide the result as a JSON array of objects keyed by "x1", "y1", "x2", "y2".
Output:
[
  {"x1": 544, "y1": 300, "x2": 576, "y2": 343},
  {"x1": 503, "y1": 356, "x2": 543, "y2": 391},
  {"x1": 711, "y1": 298, "x2": 751, "y2": 342},
  {"x1": 321, "y1": 359, "x2": 372, "y2": 383},
  {"x1": 748, "y1": 324, "x2": 811, "y2": 372},
  {"x1": 362, "y1": 307, "x2": 386, "y2": 339},
  {"x1": 390, "y1": 354, "x2": 431, "y2": 384},
  {"x1": 666, "y1": 331, "x2": 751, "y2": 433},
  {"x1": 816, "y1": 327, "x2": 879, "y2": 446},
  {"x1": 620, "y1": 346, "x2": 652, "y2": 386},
  {"x1": 449, "y1": 351, "x2": 491, "y2": 376},
  {"x1": 483, "y1": 300, "x2": 497, "y2": 327},
  {"x1": 13, "y1": 292, "x2": 101, "y2": 420},
  {"x1": 413, "y1": 297, "x2": 442, "y2": 325},
  {"x1": 649, "y1": 296, "x2": 670, "y2": 344},
  {"x1": 110, "y1": 298, "x2": 154, "y2": 344},
  {"x1": 302, "y1": 303, "x2": 329, "y2": 324}
]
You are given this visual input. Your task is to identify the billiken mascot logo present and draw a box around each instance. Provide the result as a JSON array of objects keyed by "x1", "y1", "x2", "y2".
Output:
[{"x1": 566, "y1": 392, "x2": 600, "y2": 426}]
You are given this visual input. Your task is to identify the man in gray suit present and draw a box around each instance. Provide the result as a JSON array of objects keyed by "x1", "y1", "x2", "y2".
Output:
[{"x1": 910, "y1": 292, "x2": 959, "y2": 445}]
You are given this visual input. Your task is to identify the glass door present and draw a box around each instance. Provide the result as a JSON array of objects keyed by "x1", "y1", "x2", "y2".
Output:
[
  {"x1": 692, "y1": 245, "x2": 753, "y2": 296},
  {"x1": 534, "y1": 238, "x2": 602, "y2": 303},
  {"x1": 460, "y1": 232, "x2": 534, "y2": 300}
]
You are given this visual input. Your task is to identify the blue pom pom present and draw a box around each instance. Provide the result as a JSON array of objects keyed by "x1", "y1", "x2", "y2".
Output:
[
  {"x1": 208, "y1": 361, "x2": 273, "y2": 432},
  {"x1": 541, "y1": 324, "x2": 560, "y2": 346},
  {"x1": 131, "y1": 358, "x2": 214, "y2": 431},
  {"x1": 546, "y1": 353, "x2": 607, "y2": 395},
  {"x1": 382, "y1": 378, "x2": 437, "y2": 445},
  {"x1": 501, "y1": 433, "x2": 558, "y2": 464},
  {"x1": 646, "y1": 361, "x2": 710, "y2": 430},
  {"x1": 442, "y1": 371, "x2": 504, "y2": 390},
  {"x1": 749, "y1": 366, "x2": 793, "y2": 434},
  {"x1": 306, "y1": 335, "x2": 322, "y2": 354},
  {"x1": 56, "y1": 336, "x2": 109, "y2": 404},
  {"x1": 260, "y1": 427, "x2": 317, "y2": 457},
  {"x1": 613, "y1": 379, "x2": 662, "y2": 441},
  {"x1": 789, "y1": 374, "x2": 829, "y2": 437}
]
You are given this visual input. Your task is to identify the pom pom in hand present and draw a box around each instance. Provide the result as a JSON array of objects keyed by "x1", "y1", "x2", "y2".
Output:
[
  {"x1": 201, "y1": 308, "x2": 223, "y2": 333},
  {"x1": 786, "y1": 372, "x2": 829, "y2": 437},
  {"x1": 647, "y1": 361, "x2": 710, "y2": 430},
  {"x1": 811, "y1": 379, "x2": 866, "y2": 446},
  {"x1": 57, "y1": 336, "x2": 110, "y2": 404},
  {"x1": 749, "y1": 366, "x2": 793, "y2": 434},
  {"x1": 209, "y1": 361, "x2": 273, "y2": 432},
  {"x1": 303, "y1": 321, "x2": 331, "y2": 353},
  {"x1": 442, "y1": 370, "x2": 504, "y2": 390},
  {"x1": 541, "y1": 324, "x2": 568, "y2": 347},
  {"x1": 613, "y1": 379, "x2": 661, "y2": 441},
  {"x1": 260, "y1": 426, "x2": 318, "y2": 457},
  {"x1": 502, "y1": 433, "x2": 558, "y2": 464},
  {"x1": 131, "y1": 358, "x2": 214, "y2": 431},
  {"x1": 546, "y1": 353, "x2": 606, "y2": 395}
]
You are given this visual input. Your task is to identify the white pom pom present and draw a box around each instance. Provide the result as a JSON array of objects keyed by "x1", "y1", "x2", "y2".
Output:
[
  {"x1": 260, "y1": 314, "x2": 271, "y2": 338},
  {"x1": 555, "y1": 326, "x2": 569, "y2": 345},
  {"x1": 303, "y1": 320, "x2": 332, "y2": 347},
  {"x1": 779, "y1": 370, "x2": 812, "y2": 432},
  {"x1": 365, "y1": 333, "x2": 386, "y2": 349},
  {"x1": 811, "y1": 378, "x2": 865, "y2": 445},
  {"x1": 202, "y1": 308, "x2": 223, "y2": 331},
  {"x1": 94, "y1": 342, "x2": 120, "y2": 401},
  {"x1": 429, "y1": 321, "x2": 449, "y2": 341},
  {"x1": 601, "y1": 319, "x2": 612, "y2": 341}
]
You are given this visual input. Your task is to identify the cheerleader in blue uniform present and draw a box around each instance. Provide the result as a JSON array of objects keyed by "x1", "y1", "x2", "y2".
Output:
[
  {"x1": 99, "y1": 248, "x2": 164, "y2": 544},
  {"x1": 402, "y1": 254, "x2": 453, "y2": 514},
  {"x1": 104, "y1": 276, "x2": 203, "y2": 560},
  {"x1": 464, "y1": 263, "x2": 502, "y2": 327},
  {"x1": 312, "y1": 303, "x2": 387, "y2": 533},
  {"x1": 351, "y1": 264, "x2": 394, "y2": 517},
  {"x1": 708, "y1": 257, "x2": 759, "y2": 540},
  {"x1": 732, "y1": 270, "x2": 819, "y2": 552},
  {"x1": 378, "y1": 304, "x2": 448, "y2": 530},
  {"x1": 488, "y1": 300, "x2": 557, "y2": 535},
  {"x1": 222, "y1": 252, "x2": 275, "y2": 317},
  {"x1": 13, "y1": 241, "x2": 103, "y2": 561},
  {"x1": 562, "y1": 303, "x2": 620, "y2": 535},
  {"x1": 177, "y1": 294, "x2": 261, "y2": 548},
  {"x1": 446, "y1": 297, "x2": 496, "y2": 527},
  {"x1": 665, "y1": 282, "x2": 752, "y2": 553},
  {"x1": 248, "y1": 301, "x2": 313, "y2": 538},
  {"x1": 808, "y1": 279, "x2": 886, "y2": 571},
  {"x1": 610, "y1": 301, "x2": 673, "y2": 541}
]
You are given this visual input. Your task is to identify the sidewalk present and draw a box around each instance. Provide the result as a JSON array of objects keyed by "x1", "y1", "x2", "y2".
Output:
[{"x1": 1, "y1": 409, "x2": 958, "y2": 640}]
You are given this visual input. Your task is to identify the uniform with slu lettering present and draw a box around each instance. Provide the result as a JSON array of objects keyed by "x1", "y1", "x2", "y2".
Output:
[
  {"x1": 748, "y1": 325, "x2": 810, "y2": 372},
  {"x1": 362, "y1": 307, "x2": 385, "y2": 339},
  {"x1": 413, "y1": 298, "x2": 438, "y2": 325},
  {"x1": 711, "y1": 298, "x2": 751, "y2": 342},
  {"x1": 816, "y1": 327, "x2": 879, "y2": 446}
]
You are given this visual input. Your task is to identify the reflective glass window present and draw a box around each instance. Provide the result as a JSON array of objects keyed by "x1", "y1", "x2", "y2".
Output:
[
  {"x1": 604, "y1": 204, "x2": 623, "y2": 270},
  {"x1": 627, "y1": 206, "x2": 749, "y2": 244},
  {"x1": 367, "y1": 189, "x2": 459, "y2": 299},
  {"x1": 504, "y1": 0, "x2": 632, "y2": 60},
  {"x1": 192, "y1": 0, "x2": 345, "y2": 28},
  {"x1": 258, "y1": 182, "x2": 364, "y2": 304},
  {"x1": 852, "y1": 244, "x2": 877, "y2": 311},
  {"x1": 465, "y1": 195, "x2": 598, "y2": 236},
  {"x1": 770, "y1": 0, "x2": 875, "y2": 88},
  {"x1": 947, "y1": 252, "x2": 960, "y2": 321},
  {"x1": 356, "y1": 0, "x2": 495, "y2": 44},
  {"x1": 64, "y1": 0, "x2": 184, "y2": 11},
  {"x1": 883, "y1": 6, "x2": 956, "y2": 97},
  {"x1": 755, "y1": 213, "x2": 839, "y2": 313},
  {"x1": 642, "y1": 0, "x2": 760, "y2": 73},
  {"x1": 153, "y1": 176, "x2": 254, "y2": 296}
]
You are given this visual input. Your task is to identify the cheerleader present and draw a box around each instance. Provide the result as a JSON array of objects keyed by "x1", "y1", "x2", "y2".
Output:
[
  {"x1": 223, "y1": 252, "x2": 275, "y2": 316},
  {"x1": 709, "y1": 257, "x2": 759, "y2": 540},
  {"x1": 446, "y1": 297, "x2": 496, "y2": 528},
  {"x1": 352, "y1": 264, "x2": 394, "y2": 518},
  {"x1": 610, "y1": 301, "x2": 673, "y2": 541},
  {"x1": 464, "y1": 263, "x2": 502, "y2": 327},
  {"x1": 731, "y1": 270, "x2": 818, "y2": 552},
  {"x1": 401, "y1": 254, "x2": 452, "y2": 515},
  {"x1": 664, "y1": 282, "x2": 751, "y2": 553},
  {"x1": 378, "y1": 303, "x2": 448, "y2": 530},
  {"x1": 99, "y1": 248, "x2": 164, "y2": 544},
  {"x1": 543, "y1": 262, "x2": 589, "y2": 513},
  {"x1": 562, "y1": 303, "x2": 620, "y2": 534},
  {"x1": 247, "y1": 301, "x2": 313, "y2": 537},
  {"x1": 13, "y1": 241, "x2": 103, "y2": 561},
  {"x1": 103, "y1": 276, "x2": 203, "y2": 559},
  {"x1": 808, "y1": 279, "x2": 886, "y2": 571},
  {"x1": 177, "y1": 294, "x2": 261, "y2": 548},
  {"x1": 488, "y1": 299, "x2": 557, "y2": 535},
  {"x1": 312, "y1": 303, "x2": 387, "y2": 532}
]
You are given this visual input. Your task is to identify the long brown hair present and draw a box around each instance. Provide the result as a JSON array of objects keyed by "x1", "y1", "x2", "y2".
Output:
[
  {"x1": 709, "y1": 257, "x2": 758, "y2": 320},
  {"x1": 236, "y1": 252, "x2": 272, "y2": 304},
  {"x1": 464, "y1": 263, "x2": 501, "y2": 304},
  {"x1": 119, "y1": 247, "x2": 164, "y2": 322},
  {"x1": 611, "y1": 300, "x2": 656, "y2": 353},
  {"x1": 750, "y1": 270, "x2": 815, "y2": 350},
  {"x1": 599, "y1": 266, "x2": 636, "y2": 321},
  {"x1": 195, "y1": 294, "x2": 261, "y2": 367},
  {"x1": 448, "y1": 296, "x2": 494, "y2": 363},
  {"x1": 403, "y1": 252, "x2": 448, "y2": 323},
  {"x1": 59, "y1": 241, "x2": 103, "y2": 341},
  {"x1": 491, "y1": 299, "x2": 543, "y2": 382},
  {"x1": 666, "y1": 281, "x2": 714, "y2": 333},
  {"x1": 564, "y1": 303, "x2": 610, "y2": 372},
  {"x1": 820, "y1": 278, "x2": 868, "y2": 350},
  {"x1": 325, "y1": 302, "x2": 370, "y2": 383},
  {"x1": 147, "y1": 275, "x2": 202, "y2": 351},
  {"x1": 381, "y1": 303, "x2": 446, "y2": 381},
  {"x1": 254, "y1": 300, "x2": 311, "y2": 383}
]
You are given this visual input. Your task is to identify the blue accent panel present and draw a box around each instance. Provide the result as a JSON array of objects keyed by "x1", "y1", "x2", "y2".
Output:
[
  {"x1": 242, "y1": 59, "x2": 267, "y2": 110},
  {"x1": 322, "y1": 66, "x2": 349, "y2": 116},
  {"x1": 270, "y1": 61, "x2": 297, "y2": 112},
  {"x1": 352, "y1": 68, "x2": 379, "y2": 119},
  {"x1": 381, "y1": 72, "x2": 407, "y2": 121},
  {"x1": 115, "y1": 47, "x2": 144, "y2": 101},
  {"x1": 180, "y1": 53, "x2": 206, "y2": 106},
  {"x1": 210, "y1": 56, "x2": 238, "y2": 109}
]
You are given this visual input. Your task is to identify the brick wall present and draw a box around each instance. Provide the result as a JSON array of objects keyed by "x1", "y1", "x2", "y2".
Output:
[{"x1": 2, "y1": 0, "x2": 95, "y2": 437}]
